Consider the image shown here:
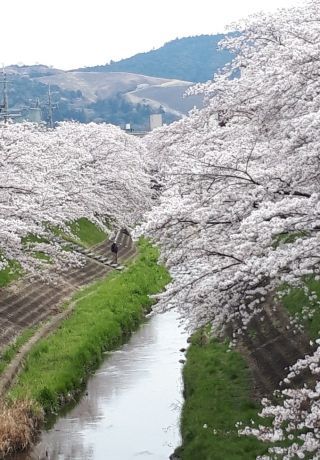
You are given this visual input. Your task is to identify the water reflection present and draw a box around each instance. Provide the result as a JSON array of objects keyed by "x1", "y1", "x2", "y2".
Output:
[{"x1": 13, "y1": 311, "x2": 187, "y2": 460}]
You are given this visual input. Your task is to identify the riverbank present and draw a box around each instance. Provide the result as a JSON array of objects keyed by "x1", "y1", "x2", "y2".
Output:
[
  {"x1": 175, "y1": 280, "x2": 320, "y2": 460},
  {"x1": 173, "y1": 330, "x2": 268, "y2": 460},
  {"x1": 0, "y1": 239, "x2": 170, "y2": 458},
  {"x1": 17, "y1": 310, "x2": 187, "y2": 460}
]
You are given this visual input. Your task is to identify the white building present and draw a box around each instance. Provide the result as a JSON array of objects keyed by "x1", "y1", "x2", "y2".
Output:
[{"x1": 149, "y1": 113, "x2": 163, "y2": 130}]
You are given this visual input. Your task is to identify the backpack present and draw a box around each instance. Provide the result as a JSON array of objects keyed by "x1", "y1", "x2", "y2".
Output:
[{"x1": 111, "y1": 242, "x2": 118, "y2": 253}]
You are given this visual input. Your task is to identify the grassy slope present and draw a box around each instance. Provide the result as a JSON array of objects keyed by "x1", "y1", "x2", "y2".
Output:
[
  {"x1": 9, "y1": 239, "x2": 170, "y2": 412},
  {"x1": 179, "y1": 276, "x2": 320, "y2": 460},
  {"x1": 178, "y1": 233, "x2": 318, "y2": 459},
  {"x1": 0, "y1": 218, "x2": 107, "y2": 378},
  {"x1": 273, "y1": 232, "x2": 320, "y2": 339},
  {"x1": 0, "y1": 218, "x2": 107, "y2": 288},
  {"x1": 0, "y1": 327, "x2": 37, "y2": 375},
  {"x1": 177, "y1": 331, "x2": 267, "y2": 460},
  {"x1": 0, "y1": 260, "x2": 21, "y2": 287},
  {"x1": 280, "y1": 277, "x2": 320, "y2": 340},
  {"x1": 66, "y1": 217, "x2": 107, "y2": 247}
]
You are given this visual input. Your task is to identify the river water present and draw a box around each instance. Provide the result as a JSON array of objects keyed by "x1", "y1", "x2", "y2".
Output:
[{"x1": 14, "y1": 310, "x2": 188, "y2": 460}]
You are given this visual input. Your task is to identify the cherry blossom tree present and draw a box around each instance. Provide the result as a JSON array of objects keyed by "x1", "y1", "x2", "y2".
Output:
[
  {"x1": 241, "y1": 344, "x2": 320, "y2": 459},
  {"x1": 138, "y1": 1, "x2": 320, "y2": 456},
  {"x1": 1, "y1": 121, "x2": 151, "y2": 273},
  {"x1": 141, "y1": 0, "x2": 320, "y2": 332}
]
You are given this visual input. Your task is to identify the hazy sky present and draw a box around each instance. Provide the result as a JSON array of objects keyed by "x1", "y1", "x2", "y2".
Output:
[{"x1": 3, "y1": 0, "x2": 301, "y2": 70}]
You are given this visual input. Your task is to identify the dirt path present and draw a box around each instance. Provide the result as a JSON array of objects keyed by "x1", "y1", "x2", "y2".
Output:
[{"x1": 0, "y1": 230, "x2": 136, "y2": 395}]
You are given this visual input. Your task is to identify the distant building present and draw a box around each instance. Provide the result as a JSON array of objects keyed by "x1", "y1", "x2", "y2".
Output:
[
  {"x1": 27, "y1": 107, "x2": 42, "y2": 123},
  {"x1": 149, "y1": 113, "x2": 163, "y2": 131}
]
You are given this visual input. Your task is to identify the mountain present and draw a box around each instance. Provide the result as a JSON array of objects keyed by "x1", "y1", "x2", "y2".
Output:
[
  {"x1": 3, "y1": 67, "x2": 202, "y2": 128},
  {"x1": 6, "y1": 64, "x2": 63, "y2": 78},
  {"x1": 35, "y1": 71, "x2": 203, "y2": 119},
  {"x1": 2, "y1": 34, "x2": 234, "y2": 129},
  {"x1": 36, "y1": 72, "x2": 186, "y2": 103},
  {"x1": 76, "y1": 34, "x2": 233, "y2": 83}
]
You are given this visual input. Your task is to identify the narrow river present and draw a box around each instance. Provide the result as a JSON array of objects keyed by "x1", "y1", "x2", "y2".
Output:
[{"x1": 14, "y1": 310, "x2": 188, "y2": 460}]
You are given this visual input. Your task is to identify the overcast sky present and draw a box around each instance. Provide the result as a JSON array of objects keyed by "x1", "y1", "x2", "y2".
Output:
[{"x1": 3, "y1": 0, "x2": 301, "y2": 70}]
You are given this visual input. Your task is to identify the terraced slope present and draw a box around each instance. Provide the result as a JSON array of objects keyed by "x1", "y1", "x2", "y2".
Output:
[
  {"x1": 241, "y1": 300, "x2": 313, "y2": 397},
  {"x1": 0, "y1": 231, "x2": 135, "y2": 350}
]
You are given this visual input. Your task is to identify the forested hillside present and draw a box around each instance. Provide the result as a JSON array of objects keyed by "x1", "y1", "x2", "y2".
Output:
[{"x1": 77, "y1": 35, "x2": 233, "y2": 82}]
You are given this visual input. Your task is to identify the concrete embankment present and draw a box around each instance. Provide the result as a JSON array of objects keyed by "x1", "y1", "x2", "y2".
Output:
[{"x1": 175, "y1": 297, "x2": 314, "y2": 460}]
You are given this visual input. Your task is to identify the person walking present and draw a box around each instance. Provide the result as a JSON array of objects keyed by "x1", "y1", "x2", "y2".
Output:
[{"x1": 111, "y1": 241, "x2": 119, "y2": 264}]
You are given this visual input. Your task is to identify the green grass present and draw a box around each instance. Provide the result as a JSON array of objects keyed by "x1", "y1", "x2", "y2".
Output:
[
  {"x1": 0, "y1": 327, "x2": 37, "y2": 375},
  {"x1": 0, "y1": 260, "x2": 22, "y2": 287},
  {"x1": 66, "y1": 218, "x2": 107, "y2": 247},
  {"x1": 9, "y1": 239, "x2": 170, "y2": 413},
  {"x1": 24, "y1": 218, "x2": 107, "y2": 250},
  {"x1": 0, "y1": 218, "x2": 107, "y2": 289},
  {"x1": 22, "y1": 234, "x2": 49, "y2": 245},
  {"x1": 272, "y1": 231, "x2": 309, "y2": 248},
  {"x1": 280, "y1": 277, "x2": 320, "y2": 340},
  {"x1": 32, "y1": 251, "x2": 52, "y2": 263},
  {"x1": 23, "y1": 218, "x2": 107, "y2": 261},
  {"x1": 49, "y1": 217, "x2": 107, "y2": 247},
  {"x1": 176, "y1": 331, "x2": 268, "y2": 460}
]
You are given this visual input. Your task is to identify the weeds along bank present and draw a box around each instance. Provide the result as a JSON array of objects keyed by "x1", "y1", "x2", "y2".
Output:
[{"x1": 0, "y1": 239, "x2": 170, "y2": 458}]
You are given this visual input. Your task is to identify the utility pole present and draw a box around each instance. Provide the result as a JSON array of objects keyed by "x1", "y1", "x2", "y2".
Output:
[
  {"x1": 26, "y1": 87, "x2": 56, "y2": 126},
  {"x1": 48, "y1": 85, "x2": 53, "y2": 128},
  {"x1": 46, "y1": 85, "x2": 57, "y2": 129},
  {"x1": 0, "y1": 67, "x2": 20, "y2": 123},
  {"x1": 0, "y1": 68, "x2": 9, "y2": 123}
]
